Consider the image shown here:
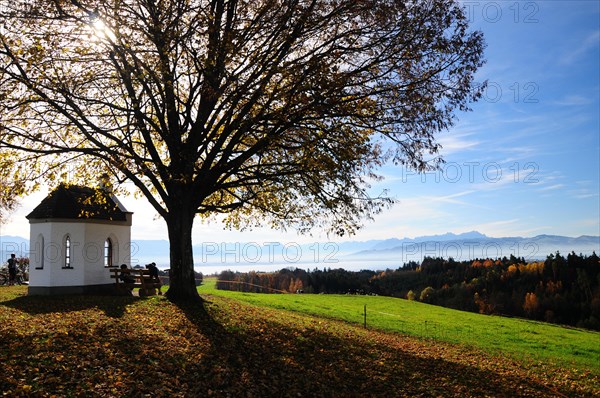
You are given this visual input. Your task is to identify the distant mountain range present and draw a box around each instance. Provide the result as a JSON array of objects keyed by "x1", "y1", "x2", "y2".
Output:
[
  {"x1": 2, "y1": 232, "x2": 598, "y2": 269},
  {"x1": 342, "y1": 232, "x2": 600, "y2": 263}
]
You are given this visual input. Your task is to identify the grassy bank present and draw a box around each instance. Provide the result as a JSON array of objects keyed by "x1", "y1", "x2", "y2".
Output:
[
  {"x1": 1, "y1": 285, "x2": 598, "y2": 397},
  {"x1": 200, "y1": 277, "x2": 600, "y2": 375}
]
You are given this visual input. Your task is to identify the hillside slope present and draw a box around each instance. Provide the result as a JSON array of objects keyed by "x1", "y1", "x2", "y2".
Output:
[{"x1": 0, "y1": 286, "x2": 597, "y2": 397}]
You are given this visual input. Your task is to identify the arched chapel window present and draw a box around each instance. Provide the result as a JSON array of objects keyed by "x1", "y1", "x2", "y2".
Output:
[
  {"x1": 35, "y1": 234, "x2": 45, "y2": 269},
  {"x1": 104, "y1": 238, "x2": 113, "y2": 267},
  {"x1": 64, "y1": 235, "x2": 72, "y2": 269}
]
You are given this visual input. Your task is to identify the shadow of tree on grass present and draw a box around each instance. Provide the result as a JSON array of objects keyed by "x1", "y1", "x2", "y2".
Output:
[
  {"x1": 0, "y1": 292, "x2": 138, "y2": 318},
  {"x1": 0, "y1": 289, "x2": 593, "y2": 397},
  {"x1": 174, "y1": 296, "x2": 579, "y2": 398}
]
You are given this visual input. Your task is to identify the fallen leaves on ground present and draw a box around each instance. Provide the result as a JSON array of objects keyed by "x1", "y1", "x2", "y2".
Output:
[{"x1": 0, "y1": 286, "x2": 598, "y2": 397}]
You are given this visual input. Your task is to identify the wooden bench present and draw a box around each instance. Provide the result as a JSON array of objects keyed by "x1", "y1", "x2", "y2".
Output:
[{"x1": 108, "y1": 268, "x2": 161, "y2": 296}]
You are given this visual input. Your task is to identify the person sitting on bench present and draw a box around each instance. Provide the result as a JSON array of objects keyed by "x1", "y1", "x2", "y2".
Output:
[
  {"x1": 119, "y1": 264, "x2": 136, "y2": 284},
  {"x1": 146, "y1": 262, "x2": 162, "y2": 295}
]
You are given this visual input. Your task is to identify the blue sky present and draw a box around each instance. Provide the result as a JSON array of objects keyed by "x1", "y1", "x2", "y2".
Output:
[
  {"x1": 361, "y1": 0, "x2": 600, "y2": 241},
  {"x1": 1, "y1": 0, "x2": 599, "y2": 245}
]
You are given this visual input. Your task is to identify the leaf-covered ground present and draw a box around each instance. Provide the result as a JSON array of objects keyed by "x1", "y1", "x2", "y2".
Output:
[{"x1": 0, "y1": 286, "x2": 598, "y2": 397}]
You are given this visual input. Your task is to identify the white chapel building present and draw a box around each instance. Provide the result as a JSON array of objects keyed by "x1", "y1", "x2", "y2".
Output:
[{"x1": 26, "y1": 184, "x2": 133, "y2": 295}]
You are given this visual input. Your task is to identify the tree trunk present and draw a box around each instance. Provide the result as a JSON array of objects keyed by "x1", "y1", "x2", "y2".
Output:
[{"x1": 164, "y1": 205, "x2": 201, "y2": 302}]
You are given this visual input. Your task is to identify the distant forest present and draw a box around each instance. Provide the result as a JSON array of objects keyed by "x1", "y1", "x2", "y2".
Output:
[{"x1": 217, "y1": 251, "x2": 600, "y2": 331}]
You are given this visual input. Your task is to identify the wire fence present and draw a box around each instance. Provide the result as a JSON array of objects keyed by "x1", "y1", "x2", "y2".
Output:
[{"x1": 214, "y1": 280, "x2": 290, "y2": 294}]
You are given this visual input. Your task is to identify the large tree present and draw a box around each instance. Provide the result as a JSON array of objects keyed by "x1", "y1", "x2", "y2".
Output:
[{"x1": 0, "y1": 0, "x2": 485, "y2": 301}]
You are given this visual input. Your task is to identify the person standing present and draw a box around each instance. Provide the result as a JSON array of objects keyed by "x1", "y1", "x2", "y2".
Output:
[{"x1": 7, "y1": 254, "x2": 17, "y2": 285}]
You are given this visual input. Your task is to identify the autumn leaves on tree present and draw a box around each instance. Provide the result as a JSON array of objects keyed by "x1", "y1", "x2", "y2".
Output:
[{"x1": 0, "y1": 0, "x2": 485, "y2": 301}]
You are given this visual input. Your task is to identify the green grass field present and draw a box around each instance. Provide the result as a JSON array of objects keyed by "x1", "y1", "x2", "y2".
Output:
[{"x1": 200, "y1": 277, "x2": 600, "y2": 375}]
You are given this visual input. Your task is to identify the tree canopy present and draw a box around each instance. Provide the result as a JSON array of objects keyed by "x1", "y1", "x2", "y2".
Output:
[{"x1": 0, "y1": 0, "x2": 485, "y2": 301}]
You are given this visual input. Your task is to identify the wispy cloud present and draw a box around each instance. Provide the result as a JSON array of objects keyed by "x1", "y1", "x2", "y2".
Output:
[
  {"x1": 571, "y1": 191, "x2": 600, "y2": 200},
  {"x1": 568, "y1": 180, "x2": 600, "y2": 200},
  {"x1": 552, "y1": 95, "x2": 594, "y2": 106},
  {"x1": 574, "y1": 193, "x2": 599, "y2": 199},
  {"x1": 538, "y1": 184, "x2": 565, "y2": 192},
  {"x1": 560, "y1": 30, "x2": 600, "y2": 65},
  {"x1": 437, "y1": 132, "x2": 480, "y2": 156},
  {"x1": 427, "y1": 190, "x2": 476, "y2": 205},
  {"x1": 499, "y1": 144, "x2": 540, "y2": 157}
]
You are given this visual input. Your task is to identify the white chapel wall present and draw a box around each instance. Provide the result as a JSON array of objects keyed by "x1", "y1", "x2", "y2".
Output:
[{"x1": 29, "y1": 220, "x2": 132, "y2": 289}]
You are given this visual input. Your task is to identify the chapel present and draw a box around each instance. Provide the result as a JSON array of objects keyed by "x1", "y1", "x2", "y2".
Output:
[{"x1": 26, "y1": 184, "x2": 132, "y2": 295}]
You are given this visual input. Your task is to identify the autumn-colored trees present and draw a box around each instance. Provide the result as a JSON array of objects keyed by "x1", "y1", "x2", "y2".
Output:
[
  {"x1": 217, "y1": 251, "x2": 600, "y2": 330},
  {"x1": 523, "y1": 292, "x2": 540, "y2": 317},
  {"x1": 419, "y1": 287, "x2": 435, "y2": 303}
]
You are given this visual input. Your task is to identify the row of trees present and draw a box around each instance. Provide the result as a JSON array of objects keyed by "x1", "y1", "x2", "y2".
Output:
[
  {"x1": 216, "y1": 251, "x2": 600, "y2": 330},
  {"x1": 216, "y1": 267, "x2": 377, "y2": 294}
]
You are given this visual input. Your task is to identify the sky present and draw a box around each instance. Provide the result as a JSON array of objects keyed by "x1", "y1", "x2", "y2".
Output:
[{"x1": 1, "y1": 1, "x2": 599, "y2": 248}]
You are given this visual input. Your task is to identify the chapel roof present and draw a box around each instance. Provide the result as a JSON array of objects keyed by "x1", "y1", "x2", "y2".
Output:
[{"x1": 26, "y1": 184, "x2": 131, "y2": 222}]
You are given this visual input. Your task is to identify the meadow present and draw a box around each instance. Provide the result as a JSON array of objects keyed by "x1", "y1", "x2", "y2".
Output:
[
  {"x1": 200, "y1": 277, "x2": 600, "y2": 375},
  {"x1": 0, "y1": 284, "x2": 598, "y2": 397}
]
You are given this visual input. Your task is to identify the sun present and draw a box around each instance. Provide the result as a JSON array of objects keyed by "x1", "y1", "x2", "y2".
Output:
[{"x1": 91, "y1": 18, "x2": 116, "y2": 42}]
